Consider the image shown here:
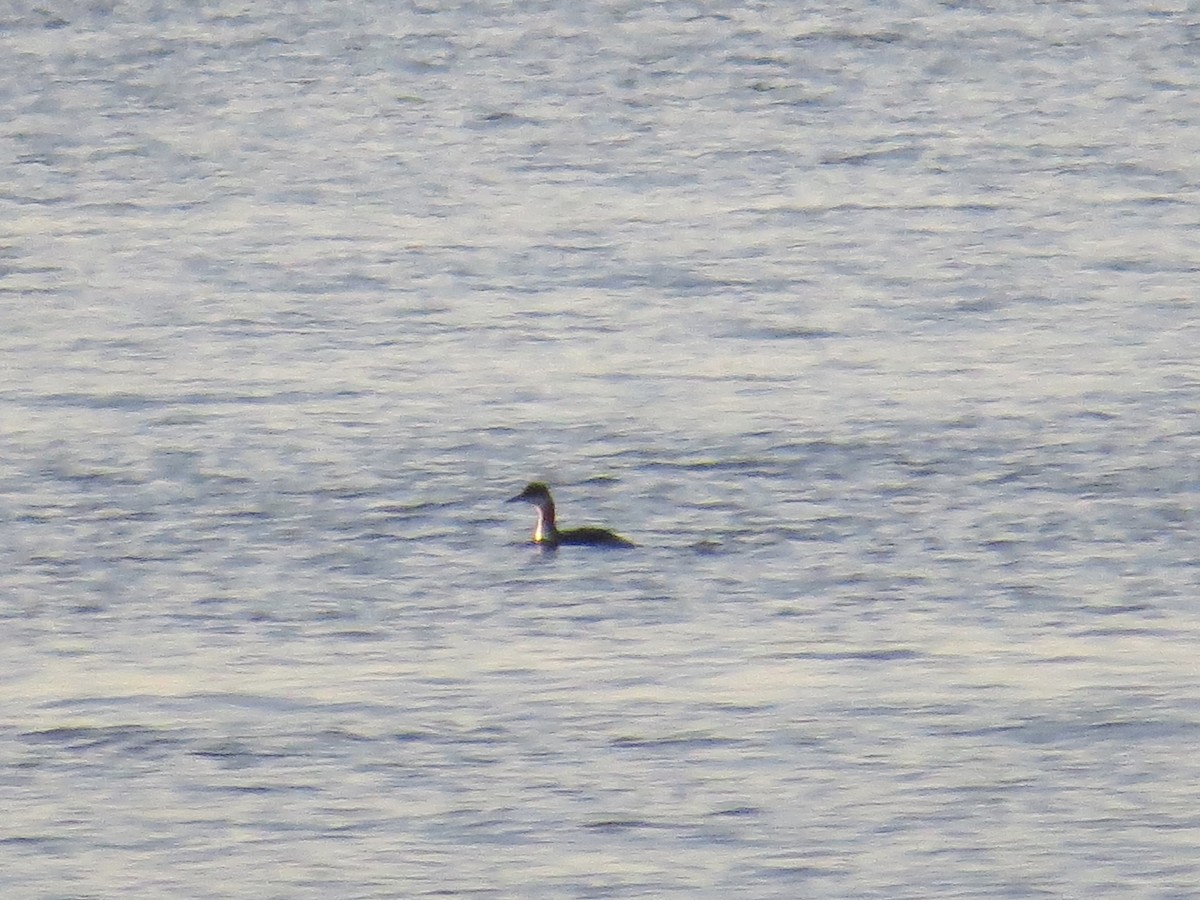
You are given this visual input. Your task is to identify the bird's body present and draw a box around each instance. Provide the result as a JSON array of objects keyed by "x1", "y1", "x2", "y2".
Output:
[{"x1": 508, "y1": 482, "x2": 634, "y2": 549}]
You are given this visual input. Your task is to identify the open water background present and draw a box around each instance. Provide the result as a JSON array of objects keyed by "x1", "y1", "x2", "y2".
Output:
[{"x1": 2, "y1": 2, "x2": 1198, "y2": 897}]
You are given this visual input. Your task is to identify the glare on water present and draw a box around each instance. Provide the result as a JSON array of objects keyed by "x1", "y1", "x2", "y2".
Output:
[{"x1": 2, "y1": 2, "x2": 1198, "y2": 898}]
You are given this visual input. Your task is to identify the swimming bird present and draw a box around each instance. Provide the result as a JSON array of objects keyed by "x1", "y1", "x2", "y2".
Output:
[{"x1": 508, "y1": 482, "x2": 635, "y2": 549}]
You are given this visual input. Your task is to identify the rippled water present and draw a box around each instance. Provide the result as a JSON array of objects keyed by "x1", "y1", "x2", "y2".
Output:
[{"x1": 2, "y1": 2, "x2": 1198, "y2": 897}]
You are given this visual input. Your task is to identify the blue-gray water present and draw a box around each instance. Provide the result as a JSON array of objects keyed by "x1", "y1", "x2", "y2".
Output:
[{"x1": 3, "y1": 2, "x2": 1198, "y2": 897}]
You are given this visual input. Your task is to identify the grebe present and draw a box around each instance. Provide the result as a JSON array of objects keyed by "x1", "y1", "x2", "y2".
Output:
[{"x1": 508, "y1": 482, "x2": 635, "y2": 549}]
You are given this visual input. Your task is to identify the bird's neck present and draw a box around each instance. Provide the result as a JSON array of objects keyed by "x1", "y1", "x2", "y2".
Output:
[{"x1": 534, "y1": 501, "x2": 558, "y2": 543}]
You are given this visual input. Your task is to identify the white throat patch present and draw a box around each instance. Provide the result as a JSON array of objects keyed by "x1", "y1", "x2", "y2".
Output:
[{"x1": 534, "y1": 505, "x2": 555, "y2": 542}]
